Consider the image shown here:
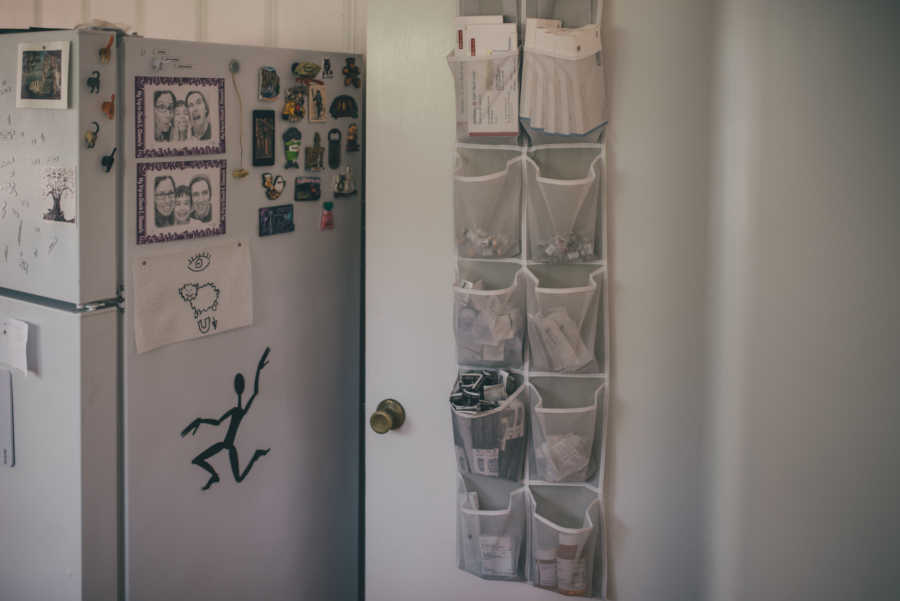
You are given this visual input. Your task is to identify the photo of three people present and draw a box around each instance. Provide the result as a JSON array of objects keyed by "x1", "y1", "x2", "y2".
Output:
[
  {"x1": 153, "y1": 89, "x2": 212, "y2": 142},
  {"x1": 135, "y1": 76, "x2": 225, "y2": 158},
  {"x1": 153, "y1": 174, "x2": 214, "y2": 228}
]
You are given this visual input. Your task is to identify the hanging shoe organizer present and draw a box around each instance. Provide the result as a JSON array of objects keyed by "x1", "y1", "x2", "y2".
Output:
[{"x1": 450, "y1": 1, "x2": 608, "y2": 597}]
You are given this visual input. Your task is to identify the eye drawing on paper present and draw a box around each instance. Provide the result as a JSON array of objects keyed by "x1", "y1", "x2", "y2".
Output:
[
  {"x1": 186, "y1": 250, "x2": 211, "y2": 272},
  {"x1": 180, "y1": 348, "x2": 272, "y2": 490}
]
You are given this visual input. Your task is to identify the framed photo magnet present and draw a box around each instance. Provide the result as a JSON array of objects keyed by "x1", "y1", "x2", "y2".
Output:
[{"x1": 16, "y1": 41, "x2": 70, "y2": 109}]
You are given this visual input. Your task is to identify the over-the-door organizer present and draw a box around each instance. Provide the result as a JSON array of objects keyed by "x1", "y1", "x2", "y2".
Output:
[{"x1": 448, "y1": 1, "x2": 608, "y2": 597}]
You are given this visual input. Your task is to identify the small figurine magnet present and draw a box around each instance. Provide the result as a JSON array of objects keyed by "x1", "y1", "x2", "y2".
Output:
[
  {"x1": 305, "y1": 132, "x2": 324, "y2": 171},
  {"x1": 86, "y1": 71, "x2": 101, "y2": 94},
  {"x1": 330, "y1": 95, "x2": 358, "y2": 119},
  {"x1": 258, "y1": 66, "x2": 280, "y2": 101},
  {"x1": 342, "y1": 57, "x2": 361, "y2": 88},
  {"x1": 294, "y1": 177, "x2": 321, "y2": 201},
  {"x1": 84, "y1": 121, "x2": 100, "y2": 149},
  {"x1": 333, "y1": 165, "x2": 357, "y2": 197},
  {"x1": 282, "y1": 128, "x2": 302, "y2": 169},
  {"x1": 328, "y1": 129, "x2": 341, "y2": 170},
  {"x1": 101, "y1": 94, "x2": 116, "y2": 119},
  {"x1": 261, "y1": 173, "x2": 286, "y2": 200},
  {"x1": 346, "y1": 123, "x2": 360, "y2": 152},
  {"x1": 309, "y1": 84, "x2": 327, "y2": 123},
  {"x1": 320, "y1": 201, "x2": 335, "y2": 231},
  {"x1": 101, "y1": 147, "x2": 117, "y2": 173},
  {"x1": 259, "y1": 204, "x2": 295, "y2": 237},
  {"x1": 99, "y1": 35, "x2": 114, "y2": 64},
  {"x1": 322, "y1": 57, "x2": 334, "y2": 79},
  {"x1": 281, "y1": 85, "x2": 306, "y2": 122}
]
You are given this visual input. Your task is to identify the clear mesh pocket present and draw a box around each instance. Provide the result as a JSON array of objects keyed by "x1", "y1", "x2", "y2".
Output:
[
  {"x1": 457, "y1": 474, "x2": 528, "y2": 581},
  {"x1": 525, "y1": 144, "x2": 603, "y2": 263},
  {"x1": 455, "y1": 145, "x2": 524, "y2": 258},
  {"x1": 454, "y1": 263, "x2": 527, "y2": 367},
  {"x1": 447, "y1": 50, "x2": 520, "y2": 143},
  {"x1": 520, "y1": 49, "x2": 607, "y2": 138},
  {"x1": 524, "y1": 266, "x2": 604, "y2": 373},
  {"x1": 527, "y1": 486, "x2": 603, "y2": 596},
  {"x1": 528, "y1": 379, "x2": 605, "y2": 483},
  {"x1": 452, "y1": 381, "x2": 529, "y2": 482}
]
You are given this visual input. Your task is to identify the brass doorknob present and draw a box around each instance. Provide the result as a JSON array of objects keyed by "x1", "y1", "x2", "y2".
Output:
[{"x1": 370, "y1": 399, "x2": 405, "y2": 434}]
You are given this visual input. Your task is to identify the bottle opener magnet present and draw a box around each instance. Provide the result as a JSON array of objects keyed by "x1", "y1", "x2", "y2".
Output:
[{"x1": 328, "y1": 129, "x2": 341, "y2": 169}]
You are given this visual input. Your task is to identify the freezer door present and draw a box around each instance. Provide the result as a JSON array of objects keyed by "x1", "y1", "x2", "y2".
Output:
[
  {"x1": 0, "y1": 30, "x2": 118, "y2": 304},
  {"x1": 0, "y1": 294, "x2": 118, "y2": 601},
  {"x1": 121, "y1": 38, "x2": 362, "y2": 601}
]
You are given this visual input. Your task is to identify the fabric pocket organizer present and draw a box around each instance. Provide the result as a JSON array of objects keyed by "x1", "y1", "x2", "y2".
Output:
[
  {"x1": 451, "y1": 378, "x2": 529, "y2": 481},
  {"x1": 524, "y1": 265, "x2": 605, "y2": 373},
  {"x1": 528, "y1": 378, "x2": 605, "y2": 484},
  {"x1": 525, "y1": 144, "x2": 603, "y2": 264},
  {"x1": 447, "y1": 49, "x2": 520, "y2": 143},
  {"x1": 454, "y1": 144, "x2": 524, "y2": 259},
  {"x1": 527, "y1": 486, "x2": 603, "y2": 597},
  {"x1": 520, "y1": 46, "x2": 607, "y2": 138},
  {"x1": 454, "y1": 263, "x2": 527, "y2": 368},
  {"x1": 457, "y1": 473, "x2": 528, "y2": 581}
]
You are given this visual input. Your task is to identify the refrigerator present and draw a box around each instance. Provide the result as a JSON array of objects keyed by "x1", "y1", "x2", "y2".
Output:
[{"x1": 0, "y1": 29, "x2": 363, "y2": 601}]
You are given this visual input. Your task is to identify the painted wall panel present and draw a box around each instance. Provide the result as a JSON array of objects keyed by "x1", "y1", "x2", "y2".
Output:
[
  {"x1": 0, "y1": 0, "x2": 34, "y2": 28},
  {"x1": 274, "y1": 1, "x2": 347, "y2": 52},
  {"x1": 143, "y1": 0, "x2": 200, "y2": 41},
  {"x1": 85, "y1": 0, "x2": 139, "y2": 29},
  {"x1": 37, "y1": 0, "x2": 82, "y2": 28},
  {"x1": 204, "y1": 0, "x2": 267, "y2": 46}
]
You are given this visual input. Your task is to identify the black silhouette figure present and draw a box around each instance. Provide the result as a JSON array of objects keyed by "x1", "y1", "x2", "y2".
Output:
[
  {"x1": 181, "y1": 348, "x2": 272, "y2": 490},
  {"x1": 86, "y1": 70, "x2": 101, "y2": 93},
  {"x1": 101, "y1": 147, "x2": 117, "y2": 173}
]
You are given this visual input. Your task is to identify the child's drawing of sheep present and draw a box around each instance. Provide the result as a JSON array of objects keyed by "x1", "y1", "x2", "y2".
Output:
[{"x1": 178, "y1": 282, "x2": 220, "y2": 319}]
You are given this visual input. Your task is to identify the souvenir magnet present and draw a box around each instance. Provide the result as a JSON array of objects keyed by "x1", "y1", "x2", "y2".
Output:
[
  {"x1": 261, "y1": 172, "x2": 286, "y2": 200},
  {"x1": 281, "y1": 85, "x2": 306, "y2": 122},
  {"x1": 101, "y1": 147, "x2": 117, "y2": 173},
  {"x1": 84, "y1": 121, "x2": 100, "y2": 149},
  {"x1": 320, "y1": 201, "x2": 335, "y2": 231},
  {"x1": 258, "y1": 66, "x2": 280, "y2": 100},
  {"x1": 342, "y1": 57, "x2": 361, "y2": 88},
  {"x1": 346, "y1": 123, "x2": 360, "y2": 152},
  {"x1": 252, "y1": 110, "x2": 276, "y2": 166},
  {"x1": 305, "y1": 132, "x2": 324, "y2": 171},
  {"x1": 327, "y1": 129, "x2": 341, "y2": 169},
  {"x1": 291, "y1": 61, "x2": 321, "y2": 83},
  {"x1": 309, "y1": 84, "x2": 327, "y2": 123},
  {"x1": 294, "y1": 177, "x2": 321, "y2": 201},
  {"x1": 282, "y1": 127, "x2": 302, "y2": 168},
  {"x1": 101, "y1": 94, "x2": 115, "y2": 119},
  {"x1": 333, "y1": 166, "x2": 357, "y2": 197},
  {"x1": 86, "y1": 70, "x2": 100, "y2": 93},
  {"x1": 330, "y1": 95, "x2": 358, "y2": 119},
  {"x1": 98, "y1": 35, "x2": 114, "y2": 64},
  {"x1": 259, "y1": 204, "x2": 295, "y2": 236},
  {"x1": 322, "y1": 57, "x2": 334, "y2": 79}
]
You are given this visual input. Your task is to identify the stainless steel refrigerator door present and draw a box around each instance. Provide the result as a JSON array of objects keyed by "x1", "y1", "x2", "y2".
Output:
[
  {"x1": 120, "y1": 38, "x2": 362, "y2": 601},
  {"x1": 0, "y1": 295, "x2": 117, "y2": 601},
  {"x1": 0, "y1": 30, "x2": 119, "y2": 305}
]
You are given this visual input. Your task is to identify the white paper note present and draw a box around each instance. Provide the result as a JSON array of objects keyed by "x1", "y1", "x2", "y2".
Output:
[
  {"x1": 0, "y1": 318, "x2": 30, "y2": 373},
  {"x1": 133, "y1": 239, "x2": 252, "y2": 353}
]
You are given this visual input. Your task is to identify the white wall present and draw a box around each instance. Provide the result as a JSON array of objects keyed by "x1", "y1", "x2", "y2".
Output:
[
  {"x1": 706, "y1": 2, "x2": 900, "y2": 600},
  {"x1": 3, "y1": 0, "x2": 366, "y2": 53}
]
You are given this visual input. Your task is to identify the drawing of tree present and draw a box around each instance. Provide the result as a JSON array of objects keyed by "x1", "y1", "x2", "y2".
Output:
[{"x1": 42, "y1": 166, "x2": 75, "y2": 222}]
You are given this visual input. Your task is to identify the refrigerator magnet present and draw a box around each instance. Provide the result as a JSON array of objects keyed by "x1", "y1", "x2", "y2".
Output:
[
  {"x1": 320, "y1": 201, "x2": 335, "y2": 231},
  {"x1": 322, "y1": 57, "x2": 334, "y2": 79},
  {"x1": 282, "y1": 128, "x2": 301, "y2": 168},
  {"x1": 257, "y1": 66, "x2": 280, "y2": 101},
  {"x1": 281, "y1": 85, "x2": 306, "y2": 122},
  {"x1": 84, "y1": 121, "x2": 100, "y2": 149},
  {"x1": 304, "y1": 132, "x2": 324, "y2": 171},
  {"x1": 258, "y1": 204, "x2": 294, "y2": 237},
  {"x1": 101, "y1": 147, "x2": 117, "y2": 173},
  {"x1": 261, "y1": 173, "x2": 286, "y2": 201},
  {"x1": 15, "y1": 41, "x2": 70, "y2": 109},
  {"x1": 309, "y1": 84, "x2": 327, "y2": 123},
  {"x1": 86, "y1": 70, "x2": 100, "y2": 94},
  {"x1": 101, "y1": 94, "x2": 115, "y2": 119},
  {"x1": 329, "y1": 95, "x2": 358, "y2": 119},
  {"x1": 327, "y1": 129, "x2": 341, "y2": 169},
  {"x1": 252, "y1": 110, "x2": 275, "y2": 167},
  {"x1": 291, "y1": 61, "x2": 321, "y2": 83},
  {"x1": 294, "y1": 177, "x2": 321, "y2": 201},
  {"x1": 342, "y1": 57, "x2": 361, "y2": 88},
  {"x1": 346, "y1": 123, "x2": 360, "y2": 152},
  {"x1": 333, "y1": 166, "x2": 357, "y2": 197},
  {"x1": 98, "y1": 35, "x2": 114, "y2": 64}
]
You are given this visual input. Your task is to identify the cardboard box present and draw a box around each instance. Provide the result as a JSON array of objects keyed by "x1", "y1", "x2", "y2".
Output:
[
  {"x1": 527, "y1": 23, "x2": 602, "y2": 60},
  {"x1": 455, "y1": 16, "x2": 503, "y2": 56},
  {"x1": 464, "y1": 23, "x2": 517, "y2": 57}
]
